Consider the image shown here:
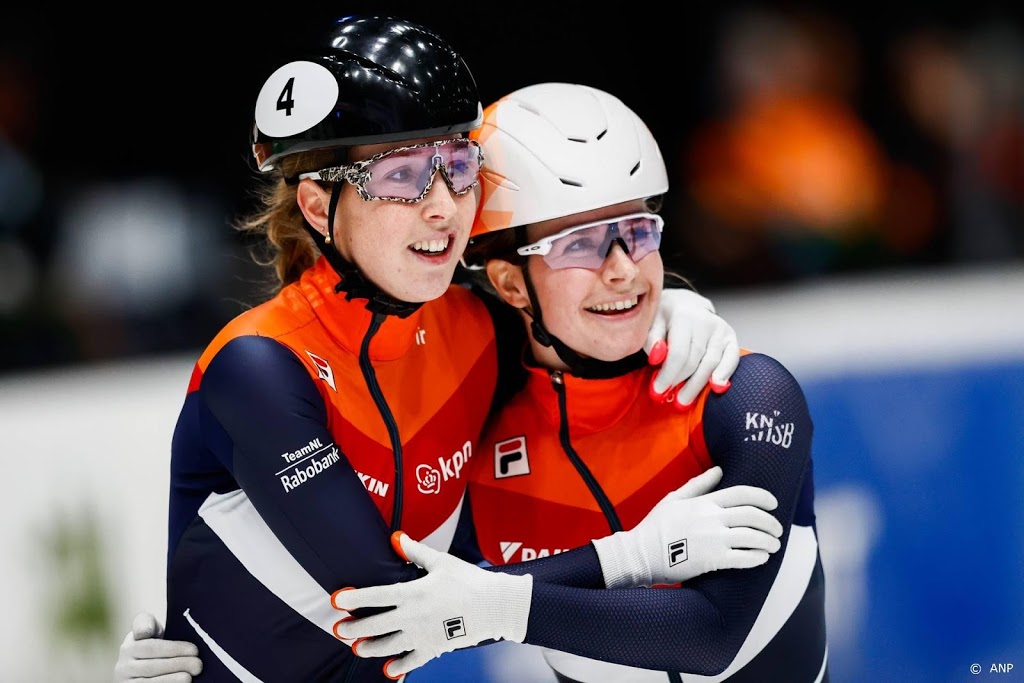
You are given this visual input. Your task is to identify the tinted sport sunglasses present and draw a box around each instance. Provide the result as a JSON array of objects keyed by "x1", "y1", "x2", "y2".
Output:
[
  {"x1": 298, "y1": 138, "x2": 484, "y2": 203},
  {"x1": 517, "y1": 212, "x2": 664, "y2": 270}
]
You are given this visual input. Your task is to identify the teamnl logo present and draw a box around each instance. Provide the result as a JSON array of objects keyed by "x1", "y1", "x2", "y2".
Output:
[
  {"x1": 744, "y1": 410, "x2": 795, "y2": 448},
  {"x1": 277, "y1": 438, "x2": 341, "y2": 492},
  {"x1": 417, "y1": 440, "x2": 473, "y2": 495}
]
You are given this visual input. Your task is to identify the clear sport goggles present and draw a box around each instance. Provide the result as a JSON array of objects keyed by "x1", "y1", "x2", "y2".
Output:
[
  {"x1": 298, "y1": 138, "x2": 484, "y2": 202},
  {"x1": 516, "y1": 212, "x2": 664, "y2": 270}
]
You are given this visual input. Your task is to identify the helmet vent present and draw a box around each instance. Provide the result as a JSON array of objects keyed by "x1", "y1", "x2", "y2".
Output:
[
  {"x1": 567, "y1": 128, "x2": 606, "y2": 144},
  {"x1": 559, "y1": 178, "x2": 583, "y2": 187},
  {"x1": 630, "y1": 161, "x2": 641, "y2": 176}
]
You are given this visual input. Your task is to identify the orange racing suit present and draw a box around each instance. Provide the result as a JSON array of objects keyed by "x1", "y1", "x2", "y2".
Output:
[
  {"x1": 164, "y1": 256, "x2": 500, "y2": 682},
  {"x1": 468, "y1": 352, "x2": 829, "y2": 683}
]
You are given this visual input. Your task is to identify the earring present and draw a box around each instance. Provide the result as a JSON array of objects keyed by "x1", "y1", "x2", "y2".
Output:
[{"x1": 324, "y1": 232, "x2": 332, "y2": 245}]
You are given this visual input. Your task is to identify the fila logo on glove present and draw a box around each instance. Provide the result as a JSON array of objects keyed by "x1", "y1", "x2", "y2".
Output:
[
  {"x1": 444, "y1": 617, "x2": 466, "y2": 639},
  {"x1": 668, "y1": 539, "x2": 688, "y2": 566}
]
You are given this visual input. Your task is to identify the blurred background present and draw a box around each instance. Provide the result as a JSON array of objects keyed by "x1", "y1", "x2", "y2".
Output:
[{"x1": 1, "y1": 2, "x2": 1022, "y2": 681}]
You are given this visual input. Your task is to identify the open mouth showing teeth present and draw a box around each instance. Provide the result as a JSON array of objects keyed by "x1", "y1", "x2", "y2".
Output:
[
  {"x1": 586, "y1": 294, "x2": 641, "y2": 315},
  {"x1": 410, "y1": 237, "x2": 450, "y2": 255}
]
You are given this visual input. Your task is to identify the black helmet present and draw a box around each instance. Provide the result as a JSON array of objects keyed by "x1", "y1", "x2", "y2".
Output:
[{"x1": 252, "y1": 15, "x2": 483, "y2": 171}]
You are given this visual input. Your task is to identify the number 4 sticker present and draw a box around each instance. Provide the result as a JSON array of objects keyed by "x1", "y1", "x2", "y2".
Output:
[{"x1": 254, "y1": 61, "x2": 338, "y2": 137}]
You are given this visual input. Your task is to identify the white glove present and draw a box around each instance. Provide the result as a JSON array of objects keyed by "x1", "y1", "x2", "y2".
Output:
[
  {"x1": 332, "y1": 531, "x2": 533, "y2": 679},
  {"x1": 592, "y1": 466, "x2": 783, "y2": 588},
  {"x1": 113, "y1": 612, "x2": 202, "y2": 683},
  {"x1": 645, "y1": 288, "x2": 740, "y2": 408}
]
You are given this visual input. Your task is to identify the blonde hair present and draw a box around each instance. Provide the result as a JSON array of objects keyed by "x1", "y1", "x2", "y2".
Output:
[{"x1": 234, "y1": 148, "x2": 344, "y2": 294}]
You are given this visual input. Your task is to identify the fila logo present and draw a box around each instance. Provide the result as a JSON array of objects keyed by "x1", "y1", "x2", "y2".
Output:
[
  {"x1": 668, "y1": 539, "x2": 688, "y2": 566},
  {"x1": 305, "y1": 351, "x2": 337, "y2": 392},
  {"x1": 444, "y1": 617, "x2": 466, "y2": 640},
  {"x1": 494, "y1": 436, "x2": 530, "y2": 479}
]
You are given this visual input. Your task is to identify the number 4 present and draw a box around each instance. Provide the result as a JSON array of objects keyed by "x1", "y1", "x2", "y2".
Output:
[{"x1": 277, "y1": 77, "x2": 295, "y2": 116}]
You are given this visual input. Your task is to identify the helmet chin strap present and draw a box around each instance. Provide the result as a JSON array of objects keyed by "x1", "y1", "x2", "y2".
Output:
[
  {"x1": 307, "y1": 183, "x2": 422, "y2": 319},
  {"x1": 520, "y1": 253, "x2": 646, "y2": 380}
]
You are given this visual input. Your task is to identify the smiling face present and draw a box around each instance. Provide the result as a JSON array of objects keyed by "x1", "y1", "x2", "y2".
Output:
[
  {"x1": 486, "y1": 200, "x2": 664, "y2": 369},
  {"x1": 298, "y1": 135, "x2": 478, "y2": 303}
]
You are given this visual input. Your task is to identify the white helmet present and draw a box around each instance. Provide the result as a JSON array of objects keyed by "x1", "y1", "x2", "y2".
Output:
[{"x1": 470, "y1": 82, "x2": 668, "y2": 237}]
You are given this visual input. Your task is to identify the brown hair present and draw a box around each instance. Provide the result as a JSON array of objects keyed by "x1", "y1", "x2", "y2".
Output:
[{"x1": 234, "y1": 148, "x2": 345, "y2": 295}]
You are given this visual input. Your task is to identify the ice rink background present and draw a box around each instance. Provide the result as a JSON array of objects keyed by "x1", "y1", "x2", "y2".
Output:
[{"x1": 2, "y1": 267, "x2": 1022, "y2": 682}]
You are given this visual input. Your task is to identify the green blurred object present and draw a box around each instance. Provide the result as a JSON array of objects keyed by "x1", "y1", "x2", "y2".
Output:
[{"x1": 44, "y1": 506, "x2": 116, "y2": 645}]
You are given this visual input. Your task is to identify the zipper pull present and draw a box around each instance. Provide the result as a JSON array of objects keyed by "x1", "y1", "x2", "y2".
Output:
[{"x1": 549, "y1": 369, "x2": 564, "y2": 386}]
